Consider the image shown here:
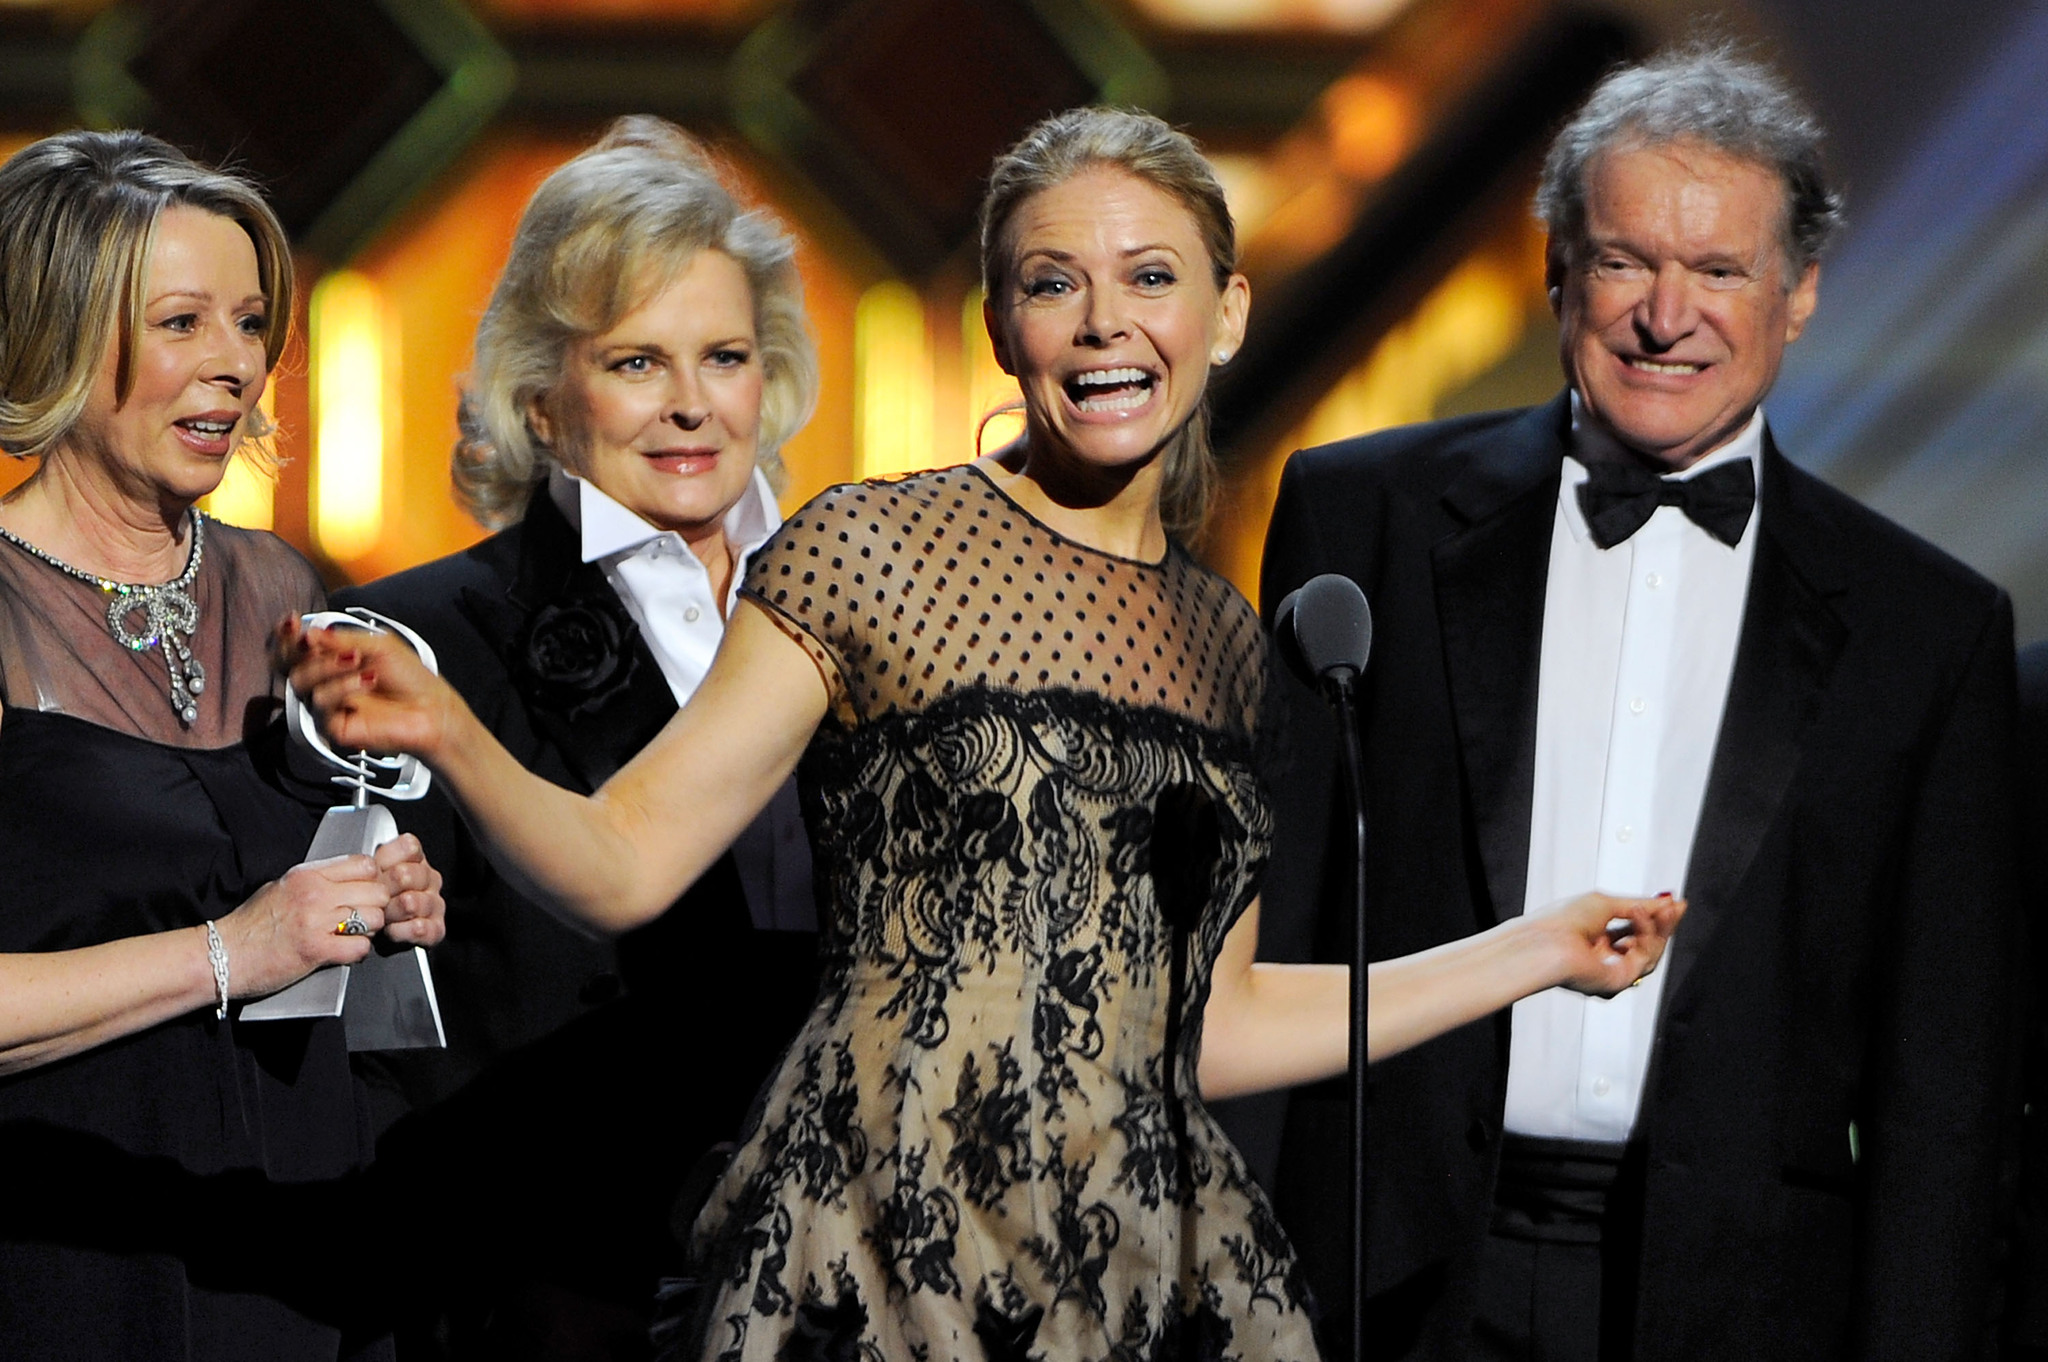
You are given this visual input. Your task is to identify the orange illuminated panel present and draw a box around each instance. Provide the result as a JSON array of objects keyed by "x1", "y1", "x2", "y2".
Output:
[
  {"x1": 0, "y1": 457, "x2": 32, "y2": 500},
  {"x1": 341, "y1": 133, "x2": 587, "y2": 582},
  {"x1": 1323, "y1": 73, "x2": 1416, "y2": 181},
  {"x1": 0, "y1": 1, "x2": 117, "y2": 14},
  {"x1": 1127, "y1": 0, "x2": 1415, "y2": 32},
  {"x1": 310, "y1": 270, "x2": 390, "y2": 563},
  {"x1": 854, "y1": 281, "x2": 934, "y2": 479},
  {"x1": 1237, "y1": 0, "x2": 1543, "y2": 278},
  {"x1": 473, "y1": 0, "x2": 771, "y2": 23},
  {"x1": 1208, "y1": 221, "x2": 1548, "y2": 600},
  {"x1": 961, "y1": 287, "x2": 1023, "y2": 458}
]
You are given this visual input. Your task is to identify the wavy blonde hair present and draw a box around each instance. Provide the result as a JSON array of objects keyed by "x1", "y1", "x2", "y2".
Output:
[
  {"x1": 978, "y1": 108, "x2": 1239, "y2": 540},
  {"x1": 454, "y1": 116, "x2": 819, "y2": 528},
  {"x1": 0, "y1": 129, "x2": 293, "y2": 462}
]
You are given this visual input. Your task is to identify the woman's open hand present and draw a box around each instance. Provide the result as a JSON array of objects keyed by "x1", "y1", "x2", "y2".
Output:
[
  {"x1": 1546, "y1": 892, "x2": 1687, "y2": 998},
  {"x1": 276, "y1": 617, "x2": 460, "y2": 761}
]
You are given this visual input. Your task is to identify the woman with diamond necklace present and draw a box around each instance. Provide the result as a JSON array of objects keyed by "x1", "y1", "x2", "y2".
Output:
[{"x1": 0, "y1": 130, "x2": 444, "y2": 1360}]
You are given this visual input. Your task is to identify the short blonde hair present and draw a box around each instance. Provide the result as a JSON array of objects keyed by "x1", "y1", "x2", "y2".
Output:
[
  {"x1": 454, "y1": 117, "x2": 819, "y2": 528},
  {"x1": 978, "y1": 108, "x2": 1239, "y2": 540},
  {"x1": 0, "y1": 129, "x2": 293, "y2": 461}
]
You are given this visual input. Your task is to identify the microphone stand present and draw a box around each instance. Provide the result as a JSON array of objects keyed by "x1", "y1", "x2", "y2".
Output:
[
  {"x1": 1321, "y1": 664, "x2": 1369, "y2": 1362},
  {"x1": 1276, "y1": 572, "x2": 1373, "y2": 1360}
]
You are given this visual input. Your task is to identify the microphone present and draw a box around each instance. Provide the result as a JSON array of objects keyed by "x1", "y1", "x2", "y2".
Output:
[
  {"x1": 1275, "y1": 572, "x2": 1373, "y2": 690},
  {"x1": 1274, "y1": 572, "x2": 1374, "y2": 1358}
]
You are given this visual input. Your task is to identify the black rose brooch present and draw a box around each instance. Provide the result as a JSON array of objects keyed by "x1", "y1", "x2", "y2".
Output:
[{"x1": 511, "y1": 593, "x2": 644, "y2": 721}]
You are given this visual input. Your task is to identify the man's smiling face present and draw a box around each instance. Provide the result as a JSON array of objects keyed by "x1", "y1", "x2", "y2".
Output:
[{"x1": 1552, "y1": 137, "x2": 1819, "y2": 470}]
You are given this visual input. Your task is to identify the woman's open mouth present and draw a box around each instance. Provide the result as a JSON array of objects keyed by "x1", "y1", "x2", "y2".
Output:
[
  {"x1": 174, "y1": 413, "x2": 240, "y2": 456},
  {"x1": 1065, "y1": 366, "x2": 1156, "y2": 414}
]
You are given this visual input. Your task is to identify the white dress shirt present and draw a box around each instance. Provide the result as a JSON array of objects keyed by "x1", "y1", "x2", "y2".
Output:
[
  {"x1": 1500, "y1": 400, "x2": 1764, "y2": 1142},
  {"x1": 548, "y1": 467, "x2": 816, "y2": 934}
]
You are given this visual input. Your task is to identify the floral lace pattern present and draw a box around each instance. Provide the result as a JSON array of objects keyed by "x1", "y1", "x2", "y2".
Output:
[{"x1": 674, "y1": 466, "x2": 1318, "y2": 1361}]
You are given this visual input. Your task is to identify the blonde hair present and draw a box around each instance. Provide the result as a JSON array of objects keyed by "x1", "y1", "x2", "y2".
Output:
[
  {"x1": 454, "y1": 116, "x2": 819, "y2": 528},
  {"x1": 978, "y1": 108, "x2": 1239, "y2": 539},
  {"x1": 0, "y1": 129, "x2": 293, "y2": 461}
]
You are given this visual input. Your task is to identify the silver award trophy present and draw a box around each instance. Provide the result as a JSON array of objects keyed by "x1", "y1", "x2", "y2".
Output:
[{"x1": 238, "y1": 608, "x2": 446, "y2": 1051}]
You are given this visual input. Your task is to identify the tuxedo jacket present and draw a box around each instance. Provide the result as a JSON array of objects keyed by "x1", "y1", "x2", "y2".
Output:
[
  {"x1": 336, "y1": 492, "x2": 820, "y2": 1323},
  {"x1": 1258, "y1": 394, "x2": 2020, "y2": 1361},
  {"x1": 2007, "y1": 640, "x2": 2048, "y2": 1352}
]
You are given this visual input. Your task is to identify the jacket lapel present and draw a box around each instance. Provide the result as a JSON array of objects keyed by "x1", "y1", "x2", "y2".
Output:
[
  {"x1": 1430, "y1": 396, "x2": 1570, "y2": 923},
  {"x1": 1664, "y1": 439, "x2": 1848, "y2": 1004},
  {"x1": 459, "y1": 492, "x2": 678, "y2": 793}
]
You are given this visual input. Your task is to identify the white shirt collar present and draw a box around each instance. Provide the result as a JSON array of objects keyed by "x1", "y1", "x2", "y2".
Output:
[
  {"x1": 1559, "y1": 392, "x2": 1765, "y2": 545},
  {"x1": 546, "y1": 464, "x2": 782, "y2": 566}
]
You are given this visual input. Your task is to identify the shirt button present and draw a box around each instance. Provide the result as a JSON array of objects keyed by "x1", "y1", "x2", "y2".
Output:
[
  {"x1": 1646, "y1": 572, "x2": 1664, "y2": 589},
  {"x1": 1593, "y1": 1076, "x2": 1612, "y2": 1097},
  {"x1": 1616, "y1": 825, "x2": 1634, "y2": 843},
  {"x1": 684, "y1": 606, "x2": 702, "y2": 623},
  {"x1": 1629, "y1": 696, "x2": 1646, "y2": 715}
]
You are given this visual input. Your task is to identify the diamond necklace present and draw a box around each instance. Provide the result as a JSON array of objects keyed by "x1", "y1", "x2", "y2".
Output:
[{"x1": 0, "y1": 511, "x2": 208, "y2": 724}]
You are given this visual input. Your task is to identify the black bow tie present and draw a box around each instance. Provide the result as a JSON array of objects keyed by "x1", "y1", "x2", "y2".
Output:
[{"x1": 1576, "y1": 459, "x2": 1756, "y2": 549}]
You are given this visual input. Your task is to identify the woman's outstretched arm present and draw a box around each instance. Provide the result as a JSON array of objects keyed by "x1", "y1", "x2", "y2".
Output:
[
  {"x1": 1362, "y1": 893, "x2": 1684, "y2": 1064},
  {"x1": 1198, "y1": 892, "x2": 1684, "y2": 1099},
  {"x1": 285, "y1": 600, "x2": 829, "y2": 934},
  {"x1": 1197, "y1": 902, "x2": 1349, "y2": 1101}
]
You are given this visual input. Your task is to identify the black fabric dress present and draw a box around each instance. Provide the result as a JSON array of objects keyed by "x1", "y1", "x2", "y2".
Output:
[{"x1": 0, "y1": 516, "x2": 389, "y2": 1361}]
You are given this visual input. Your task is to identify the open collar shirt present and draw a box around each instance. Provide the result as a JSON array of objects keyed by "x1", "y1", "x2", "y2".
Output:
[{"x1": 547, "y1": 466, "x2": 816, "y2": 935}]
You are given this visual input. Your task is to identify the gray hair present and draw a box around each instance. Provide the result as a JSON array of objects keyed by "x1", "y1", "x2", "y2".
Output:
[
  {"x1": 978, "y1": 107, "x2": 1238, "y2": 541},
  {"x1": 1536, "y1": 41, "x2": 1844, "y2": 273},
  {"x1": 0, "y1": 129, "x2": 293, "y2": 461},
  {"x1": 453, "y1": 116, "x2": 818, "y2": 529}
]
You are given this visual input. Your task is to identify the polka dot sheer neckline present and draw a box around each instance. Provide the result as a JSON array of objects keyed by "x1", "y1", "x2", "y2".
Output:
[
  {"x1": 741, "y1": 463, "x2": 1266, "y2": 737},
  {"x1": 960, "y1": 460, "x2": 1172, "y2": 570}
]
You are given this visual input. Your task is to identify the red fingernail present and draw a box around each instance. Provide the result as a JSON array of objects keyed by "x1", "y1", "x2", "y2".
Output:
[
  {"x1": 358, "y1": 670, "x2": 376, "y2": 686},
  {"x1": 1657, "y1": 891, "x2": 1674, "y2": 899}
]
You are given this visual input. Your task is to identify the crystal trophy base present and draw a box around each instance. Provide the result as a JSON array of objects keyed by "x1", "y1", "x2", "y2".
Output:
[{"x1": 237, "y1": 803, "x2": 447, "y2": 1051}]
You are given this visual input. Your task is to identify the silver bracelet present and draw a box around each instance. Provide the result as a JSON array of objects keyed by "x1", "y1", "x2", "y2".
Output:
[{"x1": 204, "y1": 921, "x2": 230, "y2": 1020}]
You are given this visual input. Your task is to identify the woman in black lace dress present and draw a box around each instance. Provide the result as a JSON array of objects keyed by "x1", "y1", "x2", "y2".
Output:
[
  {"x1": 0, "y1": 130, "x2": 445, "y2": 1360},
  {"x1": 289, "y1": 110, "x2": 1673, "y2": 1362}
]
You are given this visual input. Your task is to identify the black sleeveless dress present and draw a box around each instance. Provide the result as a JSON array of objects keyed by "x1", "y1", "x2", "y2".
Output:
[{"x1": 0, "y1": 518, "x2": 389, "y2": 1361}]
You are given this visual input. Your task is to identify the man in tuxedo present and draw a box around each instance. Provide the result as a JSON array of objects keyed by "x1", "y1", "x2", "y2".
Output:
[
  {"x1": 2009, "y1": 640, "x2": 2048, "y2": 1360},
  {"x1": 1260, "y1": 43, "x2": 2020, "y2": 1360}
]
